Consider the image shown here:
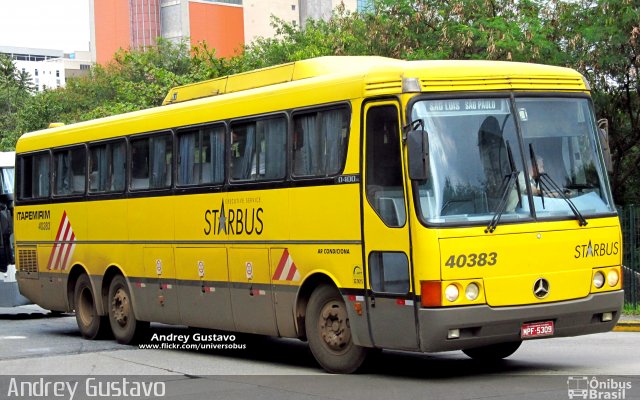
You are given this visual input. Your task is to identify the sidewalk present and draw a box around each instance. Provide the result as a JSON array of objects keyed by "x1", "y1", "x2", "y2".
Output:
[{"x1": 614, "y1": 314, "x2": 640, "y2": 332}]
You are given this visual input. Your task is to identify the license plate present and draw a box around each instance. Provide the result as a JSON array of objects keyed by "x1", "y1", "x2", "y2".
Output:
[{"x1": 521, "y1": 321, "x2": 554, "y2": 339}]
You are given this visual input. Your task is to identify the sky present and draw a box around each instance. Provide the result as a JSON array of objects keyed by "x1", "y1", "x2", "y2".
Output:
[{"x1": 0, "y1": 0, "x2": 90, "y2": 53}]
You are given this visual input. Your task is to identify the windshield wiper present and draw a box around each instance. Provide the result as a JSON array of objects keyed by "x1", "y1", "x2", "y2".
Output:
[
  {"x1": 485, "y1": 140, "x2": 520, "y2": 233},
  {"x1": 529, "y1": 144, "x2": 588, "y2": 227}
]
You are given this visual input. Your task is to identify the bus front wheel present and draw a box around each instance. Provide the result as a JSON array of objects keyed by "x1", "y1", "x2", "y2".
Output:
[
  {"x1": 305, "y1": 285, "x2": 368, "y2": 373},
  {"x1": 74, "y1": 274, "x2": 108, "y2": 339},
  {"x1": 462, "y1": 341, "x2": 522, "y2": 361},
  {"x1": 107, "y1": 275, "x2": 148, "y2": 344}
]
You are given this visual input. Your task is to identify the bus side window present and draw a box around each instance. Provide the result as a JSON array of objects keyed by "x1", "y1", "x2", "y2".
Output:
[
  {"x1": 19, "y1": 153, "x2": 50, "y2": 199},
  {"x1": 53, "y1": 147, "x2": 85, "y2": 196},
  {"x1": 130, "y1": 133, "x2": 172, "y2": 190},
  {"x1": 292, "y1": 107, "x2": 349, "y2": 177},
  {"x1": 130, "y1": 138, "x2": 150, "y2": 190},
  {"x1": 369, "y1": 252, "x2": 410, "y2": 294},
  {"x1": 177, "y1": 130, "x2": 198, "y2": 185},
  {"x1": 177, "y1": 124, "x2": 225, "y2": 186},
  {"x1": 230, "y1": 117, "x2": 285, "y2": 182},
  {"x1": 89, "y1": 141, "x2": 126, "y2": 193}
]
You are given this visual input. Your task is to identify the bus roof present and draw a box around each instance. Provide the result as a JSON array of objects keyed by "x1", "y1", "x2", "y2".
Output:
[
  {"x1": 162, "y1": 56, "x2": 587, "y2": 105},
  {"x1": 16, "y1": 56, "x2": 587, "y2": 153}
]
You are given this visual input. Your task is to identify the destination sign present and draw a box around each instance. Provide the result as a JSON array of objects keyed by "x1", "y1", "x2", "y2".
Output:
[{"x1": 425, "y1": 99, "x2": 509, "y2": 116}]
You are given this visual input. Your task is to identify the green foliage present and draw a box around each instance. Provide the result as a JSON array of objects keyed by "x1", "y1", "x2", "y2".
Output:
[
  {"x1": 554, "y1": 0, "x2": 640, "y2": 204},
  {"x1": 0, "y1": 1, "x2": 638, "y2": 203},
  {"x1": 0, "y1": 54, "x2": 35, "y2": 149}
]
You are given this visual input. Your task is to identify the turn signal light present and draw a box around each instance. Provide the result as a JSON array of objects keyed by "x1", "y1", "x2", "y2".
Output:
[
  {"x1": 607, "y1": 270, "x2": 619, "y2": 287},
  {"x1": 421, "y1": 281, "x2": 442, "y2": 307}
]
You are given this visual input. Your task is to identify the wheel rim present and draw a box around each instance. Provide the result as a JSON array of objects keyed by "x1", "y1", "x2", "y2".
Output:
[
  {"x1": 111, "y1": 287, "x2": 130, "y2": 328},
  {"x1": 317, "y1": 299, "x2": 351, "y2": 354},
  {"x1": 78, "y1": 287, "x2": 94, "y2": 326}
]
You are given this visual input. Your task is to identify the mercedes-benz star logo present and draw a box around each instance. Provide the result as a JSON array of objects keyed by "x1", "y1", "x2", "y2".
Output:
[{"x1": 533, "y1": 278, "x2": 550, "y2": 299}]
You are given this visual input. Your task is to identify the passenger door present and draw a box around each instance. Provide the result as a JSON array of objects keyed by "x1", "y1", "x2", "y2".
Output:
[{"x1": 362, "y1": 101, "x2": 418, "y2": 350}]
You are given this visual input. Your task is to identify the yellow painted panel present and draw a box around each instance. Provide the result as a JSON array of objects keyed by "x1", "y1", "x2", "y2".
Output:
[
  {"x1": 162, "y1": 77, "x2": 228, "y2": 105},
  {"x1": 228, "y1": 248, "x2": 269, "y2": 285},
  {"x1": 226, "y1": 63, "x2": 295, "y2": 93},
  {"x1": 437, "y1": 222, "x2": 621, "y2": 306},
  {"x1": 484, "y1": 269, "x2": 591, "y2": 306},
  {"x1": 128, "y1": 197, "x2": 175, "y2": 241},
  {"x1": 175, "y1": 247, "x2": 228, "y2": 282},
  {"x1": 87, "y1": 199, "x2": 128, "y2": 241},
  {"x1": 143, "y1": 247, "x2": 175, "y2": 279},
  {"x1": 289, "y1": 185, "x2": 360, "y2": 241}
]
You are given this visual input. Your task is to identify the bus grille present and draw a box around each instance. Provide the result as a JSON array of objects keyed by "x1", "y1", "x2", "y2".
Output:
[{"x1": 17, "y1": 248, "x2": 38, "y2": 274}]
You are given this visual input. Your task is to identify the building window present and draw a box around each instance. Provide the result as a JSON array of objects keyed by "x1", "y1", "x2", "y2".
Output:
[
  {"x1": 357, "y1": 0, "x2": 373, "y2": 12},
  {"x1": 197, "y1": 0, "x2": 242, "y2": 4},
  {"x1": 291, "y1": 4, "x2": 295, "y2": 10},
  {"x1": 56, "y1": 70, "x2": 60, "y2": 77},
  {"x1": 34, "y1": 69, "x2": 38, "y2": 76}
]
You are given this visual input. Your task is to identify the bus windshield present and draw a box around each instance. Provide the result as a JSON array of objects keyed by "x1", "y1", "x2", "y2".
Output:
[{"x1": 411, "y1": 96, "x2": 614, "y2": 225}]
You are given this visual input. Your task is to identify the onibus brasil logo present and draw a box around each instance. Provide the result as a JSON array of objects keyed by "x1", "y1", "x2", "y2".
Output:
[{"x1": 567, "y1": 376, "x2": 632, "y2": 399}]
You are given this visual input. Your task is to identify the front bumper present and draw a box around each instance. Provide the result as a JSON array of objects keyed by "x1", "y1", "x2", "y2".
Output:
[{"x1": 418, "y1": 290, "x2": 624, "y2": 352}]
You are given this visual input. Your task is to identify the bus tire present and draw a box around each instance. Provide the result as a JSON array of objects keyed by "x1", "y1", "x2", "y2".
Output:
[
  {"x1": 107, "y1": 275, "x2": 148, "y2": 344},
  {"x1": 74, "y1": 274, "x2": 108, "y2": 340},
  {"x1": 462, "y1": 341, "x2": 522, "y2": 361},
  {"x1": 305, "y1": 285, "x2": 368, "y2": 373}
]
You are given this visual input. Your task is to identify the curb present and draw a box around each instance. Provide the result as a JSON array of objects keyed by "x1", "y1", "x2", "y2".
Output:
[{"x1": 614, "y1": 322, "x2": 640, "y2": 332}]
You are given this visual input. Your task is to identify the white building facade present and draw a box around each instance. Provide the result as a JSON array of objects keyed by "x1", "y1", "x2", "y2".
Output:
[
  {"x1": 243, "y1": 0, "x2": 357, "y2": 45},
  {"x1": 0, "y1": 46, "x2": 91, "y2": 92}
]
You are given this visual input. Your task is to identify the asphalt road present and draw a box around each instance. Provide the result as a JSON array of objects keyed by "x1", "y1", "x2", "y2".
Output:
[{"x1": 0, "y1": 305, "x2": 639, "y2": 400}]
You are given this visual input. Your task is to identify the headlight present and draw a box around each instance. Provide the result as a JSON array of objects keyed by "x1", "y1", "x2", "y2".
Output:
[
  {"x1": 465, "y1": 283, "x2": 480, "y2": 301},
  {"x1": 607, "y1": 270, "x2": 619, "y2": 287},
  {"x1": 445, "y1": 284, "x2": 459, "y2": 302},
  {"x1": 593, "y1": 271, "x2": 605, "y2": 288}
]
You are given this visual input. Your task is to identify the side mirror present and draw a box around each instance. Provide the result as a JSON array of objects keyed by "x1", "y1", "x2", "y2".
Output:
[
  {"x1": 597, "y1": 118, "x2": 613, "y2": 174},
  {"x1": 407, "y1": 129, "x2": 429, "y2": 180}
]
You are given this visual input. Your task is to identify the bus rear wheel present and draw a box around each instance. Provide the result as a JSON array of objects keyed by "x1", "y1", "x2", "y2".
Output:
[
  {"x1": 462, "y1": 341, "x2": 522, "y2": 361},
  {"x1": 305, "y1": 285, "x2": 368, "y2": 373},
  {"x1": 74, "y1": 274, "x2": 108, "y2": 339},
  {"x1": 107, "y1": 275, "x2": 148, "y2": 344}
]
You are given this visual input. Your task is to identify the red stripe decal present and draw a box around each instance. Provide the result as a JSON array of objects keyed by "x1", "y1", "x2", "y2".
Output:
[
  {"x1": 47, "y1": 212, "x2": 68, "y2": 269},
  {"x1": 52, "y1": 219, "x2": 72, "y2": 270},
  {"x1": 60, "y1": 232, "x2": 75, "y2": 270},
  {"x1": 272, "y1": 249, "x2": 289, "y2": 280},
  {"x1": 286, "y1": 262, "x2": 298, "y2": 281}
]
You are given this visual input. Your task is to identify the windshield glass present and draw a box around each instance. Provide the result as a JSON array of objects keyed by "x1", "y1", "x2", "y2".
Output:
[
  {"x1": 517, "y1": 97, "x2": 613, "y2": 218},
  {"x1": 0, "y1": 167, "x2": 13, "y2": 194},
  {"x1": 411, "y1": 96, "x2": 614, "y2": 225}
]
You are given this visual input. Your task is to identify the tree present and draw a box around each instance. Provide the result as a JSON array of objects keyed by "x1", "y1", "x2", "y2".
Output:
[{"x1": 0, "y1": 54, "x2": 34, "y2": 149}]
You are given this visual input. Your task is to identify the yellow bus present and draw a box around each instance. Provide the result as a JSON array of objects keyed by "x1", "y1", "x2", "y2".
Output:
[{"x1": 14, "y1": 56, "x2": 623, "y2": 373}]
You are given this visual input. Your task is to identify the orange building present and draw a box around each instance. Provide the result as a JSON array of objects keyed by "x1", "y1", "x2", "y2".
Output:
[{"x1": 90, "y1": 0, "x2": 244, "y2": 64}]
